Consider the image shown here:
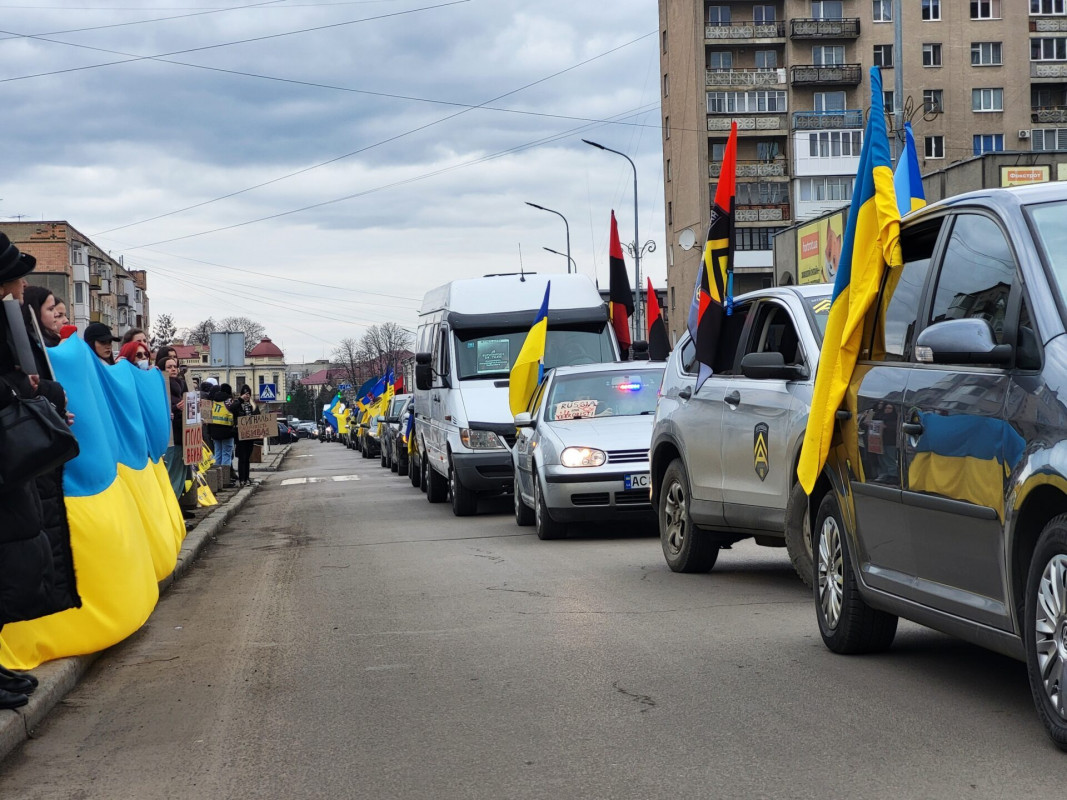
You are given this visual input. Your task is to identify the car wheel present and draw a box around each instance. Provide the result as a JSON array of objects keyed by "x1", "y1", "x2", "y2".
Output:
[
  {"x1": 397, "y1": 450, "x2": 408, "y2": 476},
  {"x1": 410, "y1": 452, "x2": 422, "y2": 488},
  {"x1": 380, "y1": 447, "x2": 388, "y2": 468},
  {"x1": 390, "y1": 447, "x2": 399, "y2": 473},
  {"x1": 449, "y1": 458, "x2": 478, "y2": 516},
  {"x1": 814, "y1": 492, "x2": 898, "y2": 654},
  {"x1": 533, "y1": 474, "x2": 566, "y2": 540},
  {"x1": 785, "y1": 481, "x2": 814, "y2": 588},
  {"x1": 418, "y1": 454, "x2": 428, "y2": 492},
  {"x1": 514, "y1": 473, "x2": 533, "y2": 527},
  {"x1": 361, "y1": 439, "x2": 369, "y2": 459},
  {"x1": 425, "y1": 456, "x2": 447, "y2": 503},
  {"x1": 1024, "y1": 515, "x2": 1067, "y2": 752},
  {"x1": 658, "y1": 458, "x2": 718, "y2": 573}
]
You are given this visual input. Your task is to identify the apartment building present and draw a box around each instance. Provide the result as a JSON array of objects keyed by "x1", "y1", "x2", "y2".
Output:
[
  {"x1": 0, "y1": 221, "x2": 149, "y2": 337},
  {"x1": 659, "y1": 0, "x2": 1059, "y2": 341}
]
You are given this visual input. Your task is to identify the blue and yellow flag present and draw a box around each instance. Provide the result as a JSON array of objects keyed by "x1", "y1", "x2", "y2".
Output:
[
  {"x1": 894, "y1": 121, "x2": 926, "y2": 217},
  {"x1": 509, "y1": 283, "x2": 550, "y2": 416},
  {"x1": 0, "y1": 337, "x2": 185, "y2": 669},
  {"x1": 797, "y1": 67, "x2": 903, "y2": 494}
]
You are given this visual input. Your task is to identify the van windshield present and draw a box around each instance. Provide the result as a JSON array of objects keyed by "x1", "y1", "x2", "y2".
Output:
[{"x1": 453, "y1": 324, "x2": 615, "y2": 380}]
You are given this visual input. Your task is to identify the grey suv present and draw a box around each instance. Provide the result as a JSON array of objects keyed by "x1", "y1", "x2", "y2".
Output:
[
  {"x1": 650, "y1": 285, "x2": 830, "y2": 584},
  {"x1": 808, "y1": 183, "x2": 1067, "y2": 749}
]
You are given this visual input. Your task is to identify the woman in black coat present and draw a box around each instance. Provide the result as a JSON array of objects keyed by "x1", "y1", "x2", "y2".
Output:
[
  {"x1": 232, "y1": 384, "x2": 259, "y2": 488},
  {"x1": 0, "y1": 236, "x2": 80, "y2": 709}
]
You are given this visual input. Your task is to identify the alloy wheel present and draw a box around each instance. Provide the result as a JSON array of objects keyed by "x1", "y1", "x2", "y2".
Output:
[
  {"x1": 1035, "y1": 553, "x2": 1067, "y2": 720},
  {"x1": 663, "y1": 479, "x2": 687, "y2": 556},
  {"x1": 818, "y1": 514, "x2": 844, "y2": 630}
]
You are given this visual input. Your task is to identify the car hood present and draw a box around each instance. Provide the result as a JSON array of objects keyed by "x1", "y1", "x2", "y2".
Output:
[{"x1": 545, "y1": 415, "x2": 654, "y2": 451}]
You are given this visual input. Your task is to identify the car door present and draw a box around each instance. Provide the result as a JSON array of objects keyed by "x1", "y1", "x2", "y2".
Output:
[
  {"x1": 720, "y1": 298, "x2": 808, "y2": 532},
  {"x1": 900, "y1": 211, "x2": 1025, "y2": 630},
  {"x1": 514, "y1": 376, "x2": 550, "y2": 503}
]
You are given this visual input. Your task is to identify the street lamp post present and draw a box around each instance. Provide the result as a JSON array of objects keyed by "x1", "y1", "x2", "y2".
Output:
[
  {"x1": 542, "y1": 246, "x2": 577, "y2": 273},
  {"x1": 525, "y1": 202, "x2": 571, "y2": 274},
  {"x1": 581, "y1": 139, "x2": 654, "y2": 341}
]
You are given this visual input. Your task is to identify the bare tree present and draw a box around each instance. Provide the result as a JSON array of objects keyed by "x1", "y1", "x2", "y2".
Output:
[
  {"x1": 332, "y1": 337, "x2": 367, "y2": 391},
  {"x1": 219, "y1": 316, "x2": 267, "y2": 353},
  {"x1": 150, "y1": 313, "x2": 177, "y2": 349},
  {"x1": 357, "y1": 322, "x2": 413, "y2": 379},
  {"x1": 181, "y1": 317, "x2": 217, "y2": 346}
]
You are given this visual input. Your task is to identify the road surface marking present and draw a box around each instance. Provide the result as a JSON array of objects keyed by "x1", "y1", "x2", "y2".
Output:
[{"x1": 280, "y1": 475, "x2": 361, "y2": 486}]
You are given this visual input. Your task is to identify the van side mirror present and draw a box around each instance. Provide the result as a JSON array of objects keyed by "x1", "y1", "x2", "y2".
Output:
[
  {"x1": 915, "y1": 319, "x2": 1012, "y2": 365},
  {"x1": 415, "y1": 351, "x2": 432, "y2": 390},
  {"x1": 740, "y1": 352, "x2": 808, "y2": 381}
]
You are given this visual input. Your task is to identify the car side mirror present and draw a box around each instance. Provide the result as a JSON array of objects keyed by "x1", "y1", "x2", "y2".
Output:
[
  {"x1": 915, "y1": 318, "x2": 1012, "y2": 365},
  {"x1": 740, "y1": 352, "x2": 808, "y2": 381},
  {"x1": 514, "y1": 412, "x2": 533, "y2": 427},
  {"x1": 415, "y1": 351, "x2": 432, "y2": 390}
]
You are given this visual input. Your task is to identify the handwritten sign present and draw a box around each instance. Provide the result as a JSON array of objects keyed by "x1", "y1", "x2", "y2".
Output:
[
  {"x1": 182, "y1": 392, "x2": 203, "y2": 465},
  {"x1": 553, "y1": 399, "x2": 598, "y2": 420},
  {"x1": 238, "y1": 412, "x2": 278, "y2": 441}
]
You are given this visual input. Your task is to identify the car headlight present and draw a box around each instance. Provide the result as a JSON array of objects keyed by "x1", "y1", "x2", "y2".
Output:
[
  {"x1": 560, "y1": 447, "x2": 606, "y2": 468},
  {"x1": 460, "y1": 428, "x2": 504, "y2": 450}
]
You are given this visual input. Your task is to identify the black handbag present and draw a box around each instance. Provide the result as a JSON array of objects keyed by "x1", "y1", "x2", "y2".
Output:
[{"x1": 0, "y1": 387, "x2": 80, "y2": 489}]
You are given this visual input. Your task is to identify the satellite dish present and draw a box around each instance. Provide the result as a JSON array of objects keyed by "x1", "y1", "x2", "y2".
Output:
[{"x1": 678, "y1": 228, "x2": 697, "y2": 250}]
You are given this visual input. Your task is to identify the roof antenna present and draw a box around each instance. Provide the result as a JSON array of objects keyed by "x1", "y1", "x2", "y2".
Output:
[{"x1": 518, "y1": 243, "x2": 526, "y2": 281}]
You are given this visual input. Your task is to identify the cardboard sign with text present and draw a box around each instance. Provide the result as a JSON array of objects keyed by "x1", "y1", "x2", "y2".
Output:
[
  {"x1": 238, "y1": 412, "x2": 278, "y2": 441},
  {"x1": 182, "y1": 392, "x2": 203, "y2": 465}
]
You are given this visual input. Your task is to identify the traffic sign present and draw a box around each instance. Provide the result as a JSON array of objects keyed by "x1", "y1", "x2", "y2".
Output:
[
  {"x1": 338, "y1": 383, "x2": 352, "y2": 391},
  {"x1": 259, "y1": 383, "x2": 277, "y2": 402}
]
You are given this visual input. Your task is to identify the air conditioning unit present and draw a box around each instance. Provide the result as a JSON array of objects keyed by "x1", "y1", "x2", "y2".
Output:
[{"x1": 1019, "y1": 129, "x2": 1032, "y2": 139}]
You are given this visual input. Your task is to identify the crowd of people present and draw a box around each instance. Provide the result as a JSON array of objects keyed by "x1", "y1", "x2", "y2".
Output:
[{"x1": 0, "y1": 234, "x2": 259, "y2": 710}]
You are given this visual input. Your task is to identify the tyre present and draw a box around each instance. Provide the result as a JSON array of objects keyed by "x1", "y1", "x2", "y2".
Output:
[
  {"x1": 396, "y1": 446, "x2": 407, "y2": 476},
  {"x1": 380, "y1": 447, "x2": 388, "y2": 468},
  {"x1": 409, "y1": 451, "x2": 421, "y2": 488},
  {"x1": 514, "y1": 473, "x2": 533, "y2": 527},
  {"x1": 785, "y1": 481, "x2": 814, "y2": 588},
  {"x1": 361, "y1": 439, "x2": 369, "y2": 459},
  {"x1": 533, "y1": 474, "x2": 566, "y2": 540},
  {"x1": 418, "y1": 454, "x2": 428, "y2": 492},
  {"x1": 659, "y1": 459, "x2": 718, "y2": 573},
  {"x1": 425, "y1": 457, "x2": 447, "y2": 503},
  {"x1": 449, "y1": 457, "x2": 478, "y2": 516},
  {"x1": 814, "y1": 492, "x2": 898, "y2": 654},
  {"x1": 1024, "y1": 515, "x2": 1067, "y2": 751}
]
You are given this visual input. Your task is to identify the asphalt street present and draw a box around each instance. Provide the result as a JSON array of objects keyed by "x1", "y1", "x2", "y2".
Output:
[{"x1": 1, "y1": 438, "x2": 1064, "y2": 799}]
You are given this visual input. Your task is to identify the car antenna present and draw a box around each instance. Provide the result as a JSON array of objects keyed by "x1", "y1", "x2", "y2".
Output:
[{"x1": 518, "y1": 243, "x2": 526, "y2": 282}]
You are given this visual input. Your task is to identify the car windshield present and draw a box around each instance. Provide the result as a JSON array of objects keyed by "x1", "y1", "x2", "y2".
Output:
[
  {"x1": 452, "y1": 324, "x2": 615, "y2": 380},
  {"x1": 802, "y1": 293, "x2": 832, "y2": 341},
  {"x1": 1030, "y1": 200, "x2": 1067, "y2": 308},
  {"x1": 544, "y1": 368, "x2": 664, "y2": 421}
]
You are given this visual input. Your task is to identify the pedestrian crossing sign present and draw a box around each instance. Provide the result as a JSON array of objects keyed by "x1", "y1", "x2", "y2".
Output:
[{"x1": 259, "y1": 383, "x2": 277, "y2": 402}]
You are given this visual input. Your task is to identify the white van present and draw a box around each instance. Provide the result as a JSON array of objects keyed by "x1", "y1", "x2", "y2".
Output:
[{"x1": 414, "y1": 273, "x2": 619, "y2": 517}]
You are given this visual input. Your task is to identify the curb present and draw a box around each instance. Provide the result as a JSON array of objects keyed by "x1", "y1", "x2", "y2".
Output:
[{"x1": 0, "y1": 444, "x2": 290, "y2": 765}]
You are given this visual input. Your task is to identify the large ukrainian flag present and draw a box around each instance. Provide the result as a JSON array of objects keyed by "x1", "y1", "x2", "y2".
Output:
[
  {"x1": 798, "y1": 67, "x2": 903, "y2": 494},
  {"x1": 0, "y1": 337, "x2": 185, "y2": 669},
  {"x1": 509, "y1": 283, "x2": 550, "y2": 416}
]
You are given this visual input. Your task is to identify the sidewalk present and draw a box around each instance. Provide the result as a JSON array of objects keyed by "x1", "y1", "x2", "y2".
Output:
[{"x1": 0, "y1": 443, "x2": 292, "y2": 763}]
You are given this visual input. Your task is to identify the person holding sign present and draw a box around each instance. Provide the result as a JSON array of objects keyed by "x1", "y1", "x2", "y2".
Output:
[
  {"x1": 233, "y1": 384, "x2": 259, "y2": 488},
  {"x1": 207, "y1": 382, "x2": 239, "y2": 488}
]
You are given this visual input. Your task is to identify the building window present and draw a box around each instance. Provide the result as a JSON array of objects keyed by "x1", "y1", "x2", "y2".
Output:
[
  {"x1": 1032, "y1": 37, "x2": 1067, "y2": 61},
  {"x1": 1034, "y1": 86, "x2": 1067, "y2": 108},
  {"x1": 735, "y1": 182, "x2": 789, "y2": 205},
  {"x1": 814, "y1": 91, "x2": 846, "y2": 111},
  {"x1": 971, "y1": 41, "x2": 1003, "y2": 65},
  {"x1": 236, "y1": 375, "x2": 246, "y2": 389},
  {"x1": 664, "y1": 115, "x2": 670, "y2": 139},
  {"x1": 811, "y1": 1, "x2": 843, "y2": 19},
  {"x1": 756, "y1": 140, "x2": 780, "y2": 161},
  {"x1": 201, "y1": 355, "x2": 209, "y2": 364},
  {"x1": 813, "y1": 45, "x2": 845, "y2": 65},
  {"x1": 663, "y1": 73, "x2": 669, "y2": 96},
  {"x1": 755, "y1": 50, "x2": 777, "y2": 70},
  {"x1": 799, "y1": 176, "x2": 854, "y2": 202},
  {"x1": 884, "y1": 91, "x2": 895, "y2": 113},
  {"x1": 922, "y1": 43, "x2": 942, "y2": 66},
  {"x1": 754, "y1": 5, "x2": 776, "y2": 22},
  {"x1": 709, "y1": 51, "x2": 733, "y2": 70},
  {"x1": 1032, "y1": 0, "x2": 1066, "y2": 13},
  {"x1": 970, "y1": 0, "x2": 1000, "y2": 18},
  {"x1": 707, "y1": 90, "x2": 788, "y2": 113},
  {"x1": 734, "y1": 226, "x2": 785, "y2": 251},
  {"x1": 808, "y1": 130, "x2": 864, "y2": 158},
  {"x1": 972, "y1": 88, "x2": 1004, "y2": 111},
  {"x1": 1032, "y1": 128, "x2": 1067, "y2": 150},
  {"x1": 923, "y1": 89, "x2": 943, "y2": 113},
  {"x1": 670, "y1": 286, "x2": 675, "y2": 310},
  {"x1": 873, "y1": 0, "x2": 892, "y2": 21},
  {"x1": 874, "y1": 44, "x2": 894, "y2": 68},
  {"x1": 925, "y1": 135, "x2": 945, "y2": 158},
  {"x1": 667, "y1": 201, "x2": 673, "y2": 226},
  {"x1": 973, "y1": 133, "x2": 1004, "y2": 155},
  {"x1": 74, "y1": 282, "x2": 85, "y2": 303},
  {"x1": 707, "y1": 5, "x2": 731, "y2": 23},
  {"x1": 922, "y1": 0, "x2": 941, "y2": 20},
  {"x1": 712, "y1": 142, "x2": 726, "y2": 161},
  {"x1": 666, "y1": 158, "x2": 672, "y2": 181},
  {"x1": 662, "y1": 29, "x2": 668, "y2": 53}
]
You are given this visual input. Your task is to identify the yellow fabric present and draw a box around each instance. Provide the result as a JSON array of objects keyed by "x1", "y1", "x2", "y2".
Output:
[
  {"x1": 210, "y1": 400, "x2": 233, "y2": 426},
  {"x1": 509, "y1": 315, "x2": 548, "y2": 416}
]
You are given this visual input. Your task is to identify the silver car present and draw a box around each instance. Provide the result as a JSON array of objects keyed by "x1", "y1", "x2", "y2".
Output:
[{"x1": 512, "y1": 362, "x2": 665, "y2": 540}]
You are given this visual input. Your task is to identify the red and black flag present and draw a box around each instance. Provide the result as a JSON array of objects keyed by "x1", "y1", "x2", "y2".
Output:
[
  {"x1": 646, "y1": 277, "x2": 670, "y2": 360},
  {"x1": 608, "y1": 210, "x2": 634, "y2": 358},
  {"x1": 688, "y1": 121, "x2": 737, "y2": 391}
]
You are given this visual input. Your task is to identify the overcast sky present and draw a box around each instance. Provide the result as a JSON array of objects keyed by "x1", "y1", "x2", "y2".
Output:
[{"x1": 1, "y1": 0, "x2": 666, "y2": 362}]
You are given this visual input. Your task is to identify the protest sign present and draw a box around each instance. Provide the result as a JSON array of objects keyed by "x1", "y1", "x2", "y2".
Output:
[
  {"x1": 182, "y1": 391, "x2": 203, "y2": 466},
  {"x1": 238, "y1": 412, "x2": 278, "y2": 441},
  {"x1": 553, "y1": 399, "x2": 598, "y2": 420}
]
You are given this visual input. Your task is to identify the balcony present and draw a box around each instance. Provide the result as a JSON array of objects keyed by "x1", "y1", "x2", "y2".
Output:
[
  {"x1": 706, "y1": 68, "x2": 787, "y2": 88},
  {"x1": 710, "y1": 160, "x2": 787, "y2": 179},
  {"x1": 709, "y1": 114, "x2": 789, "y2": 133},
  {"x1": 736, "y1": 203, "x2": 791, "y2": 223},
  {"x1": 90, "y1": 310, "x2": 102, "y2": 323},
  {"x1": 792, "y1": 109, "x2": 864, "y2": 129},
  {"x1": 1032, "y1": 18, "x2": 1067, "y2": 32},
  {"x1": 1032, "y1": 62, "x2": 1067, "y2": 80},
  {"x1": 790, "y1": 64, "x2": 862, "y2": 86},
  {"x1": 117, "y1": 293, "x2": 130, "y2": 307},
  {"x1": 705, "y1": 21, "x2": 786, "y2": 41},
  {"x1": 790, "y1": 18, "x2": 860, "y2": 39},
  {"x1": 89, "y1": 274, "x2": 100, "y2": 291}
]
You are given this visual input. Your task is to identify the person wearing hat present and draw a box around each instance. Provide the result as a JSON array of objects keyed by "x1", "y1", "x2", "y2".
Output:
[
  {"x1": 83, "y1": 321, "x2": 116, "y2": 365},
  {"x1": 0, "y1": 233, "x2": 81, "y2": 710}
]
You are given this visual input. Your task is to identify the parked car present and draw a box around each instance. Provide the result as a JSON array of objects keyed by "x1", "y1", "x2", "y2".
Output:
[
  {"x1": 804, "y1": 183, "x2": 1067, "y2": 750},
  {"x1": 649, "y1": 284, "x2": 831, "y2": 585},
  {"x1": 295, "y1": 422, "x2": 318, "y2": 438},
  {"x1": 513, "y1": 362, "x2": 665, "y2": 540},
  {"x1": 380, "y1": 394, "x2": 412, "y2": 470},
  {"x1": 271, "y1": 421, "x2": 298, "y2": 444}
]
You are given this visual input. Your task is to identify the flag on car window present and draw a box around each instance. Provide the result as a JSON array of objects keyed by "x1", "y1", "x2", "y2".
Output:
[
  {"x1": 608, "y1": 211, "x2": 633, "y2": 358},
  {"x1": 894, "y1": 120, "x2": 926, "y2": 217},
  {"x1": 691, "y1": 120, "x2": 737, "y2": 392},
  {"x1": 646, "y1": 277, "x2": 670, "y2": 361},
  {"x1": 797, "y1": 67, "x2": 903, "y2": 494},
  {"x1": 509, "y1": 282, "x2": 551, "y2": 416}
]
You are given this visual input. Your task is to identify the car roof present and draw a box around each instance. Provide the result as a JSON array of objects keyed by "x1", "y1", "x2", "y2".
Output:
[
  {"x1": 549, "y1": 361, "x2": 666, "y2": 379},
  {"x1": 905, "y1": 181, "x2": 1067, "y2": 224}
]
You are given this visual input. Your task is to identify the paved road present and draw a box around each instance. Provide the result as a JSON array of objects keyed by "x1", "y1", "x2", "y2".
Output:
[{"x1": 1, "y1": 438, "x2": 1064, "y2": 798}]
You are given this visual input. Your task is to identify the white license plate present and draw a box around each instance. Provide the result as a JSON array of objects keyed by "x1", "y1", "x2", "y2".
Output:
[{"x1": 625, "y1": 473, "x2": 650, "y2": 490}]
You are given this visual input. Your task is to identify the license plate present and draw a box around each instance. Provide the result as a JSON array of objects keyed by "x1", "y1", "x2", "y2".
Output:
[{"x1": 625, "y1": 473, "x2": 650, "y2": 490}]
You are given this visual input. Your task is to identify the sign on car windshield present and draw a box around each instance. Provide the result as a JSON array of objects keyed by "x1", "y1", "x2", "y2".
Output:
[{"x1": 475, "y1": 338, "x2": 510, "y2": 374}]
